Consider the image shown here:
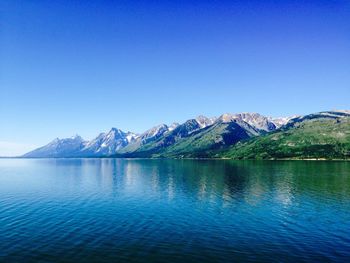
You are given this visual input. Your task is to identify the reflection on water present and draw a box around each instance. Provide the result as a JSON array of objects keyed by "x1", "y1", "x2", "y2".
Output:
[
  {"x1": 0, "y1": 159, "x2": 350, "y2": 262},
  {"x1": 45, "y1": 158, "x2": 350, "y2": 202}
]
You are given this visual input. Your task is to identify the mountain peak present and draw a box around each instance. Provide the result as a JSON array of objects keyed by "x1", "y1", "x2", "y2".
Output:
[
  {"x1": 168, "y1": 122, "x2": 179, "y2": 131},
  {"x1": 109, "y1": 127, "x2": 123, "y2": 134},
  {"x1": 70, "y1": 134, "x2": 84, "y2": 141},
  {"x1": 218, "y1": 113, "x2": 237, "y2": 123},
  {"x1": 269, "y1": 116, "x2": 297, "y2": 128},
  {"x1": 23, "y1": 110, "x2": 349, "y2": 158},
  {"x1": 137, "y1": 124, "x2": 169, "y2": 145},
  {"x1": 23, "y1": 135, "x2": 86, "y2": 158},
  {"x1": 195, "y1": 115, "x2": 216, "y2": 128},
  {"x1": 79, "y1": 128, "x2": 133, "y2": 155},
  {"x1": 217, "y1": 112, "x2": 277, "y2": 132}
]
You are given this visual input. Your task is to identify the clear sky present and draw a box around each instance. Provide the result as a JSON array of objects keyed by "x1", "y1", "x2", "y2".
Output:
[{"x1": 1, "y1": 0, "x2": 350, "y2": 156}]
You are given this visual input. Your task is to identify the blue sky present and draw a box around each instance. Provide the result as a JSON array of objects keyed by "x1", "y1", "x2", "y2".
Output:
[{"x1": 1, "y1": 0, "x2": 350, "y2": 156}]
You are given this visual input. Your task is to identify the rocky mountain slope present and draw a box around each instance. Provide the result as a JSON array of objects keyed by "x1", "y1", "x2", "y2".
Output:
[
  {"x1": 23, "y1": 135, "x2": 86, "y2": 158},
  {"x1": 23, "y1": 111, "x2": 350, "y2": 159},
  {"x1": 219, "y1": 111, "x2": 350, "y2": 160}
]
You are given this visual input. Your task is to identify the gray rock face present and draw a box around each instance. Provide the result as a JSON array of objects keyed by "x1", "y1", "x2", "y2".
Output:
[
  {"x1": 282, "y1": 111, "x2": 350, "y2": 130},
  {"x1": 217, "y1": 113, "x2": 277, "y2": 132},
  {"x1": 24, "y1": 111, "x2": 346, "y2": 158},
  {"x1": 23, "y1": 135, "x2": 86, "y2": 158},
  {"x1": 139, "y1": 124, "x2": 168, "y2": 144},
  {"x1": 80, "y1": 128, "x2": 137, "y2": 156},
  {"x1": 195, "y1": 115, "x2": 216, "y2": 128}
]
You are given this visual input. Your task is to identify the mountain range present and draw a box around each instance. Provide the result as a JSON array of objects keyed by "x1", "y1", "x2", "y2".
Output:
[{"x1": 23, "y1": 110, "x2": 350, "y2": 159}]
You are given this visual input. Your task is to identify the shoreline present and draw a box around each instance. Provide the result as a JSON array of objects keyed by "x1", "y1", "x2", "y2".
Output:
[{"x1": 1, "y1": 156, "x2": 349, "y2": 161}]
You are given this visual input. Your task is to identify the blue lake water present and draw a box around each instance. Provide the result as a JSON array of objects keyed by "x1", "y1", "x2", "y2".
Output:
[{"x1": 0, "y1": 158, "x2": 349, "y2": 262}]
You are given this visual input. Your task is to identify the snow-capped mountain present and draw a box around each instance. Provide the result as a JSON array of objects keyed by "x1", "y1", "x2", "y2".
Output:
[
  {"x1": 282, "y1": 110, "x2": 350, "y2": 129},
  {"x1": 81, "y1": 128, "x2": 138, "y2": 156},
  {"x1": 170, "y1": 116, "x2": 216, "y2": 138},
  {"x1": 118, "y1": 124, "x2": 172, "y2": 153},
  {"x1": 195, "y1": 115, "x2": 216, "y2": 128},
  {"x1": 217, "y1": 113, "x2": 277, "y2": 132},
  {"x1": 138, "y1": 124, "x2": 169, "y2": 145},
  {"x1": 123, "y1": 118, "x2": 216, "y2": 152},
  {"x1": 168, "y1": 122, "x2": 179, "y2": 131},
  {"x1": 269, "y1": 116, "x2": 296, "y2": 128},
  {"x1": 23, "y1": 113, "x2": 282, "y2": 158},
  {"x1": 22, "y1": 111, "x2": 304, "y2": 158},
  {"x1": 235, "y1": 113, "x2": 277, "y2": 131},
  {"x1": 23, "y1": 135, "x2": 86, "y2": 158}
]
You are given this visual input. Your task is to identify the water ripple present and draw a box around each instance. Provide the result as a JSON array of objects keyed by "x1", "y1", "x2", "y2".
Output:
[{"x1": 0, "y1": 159, "x2": 350, "y2": 262}]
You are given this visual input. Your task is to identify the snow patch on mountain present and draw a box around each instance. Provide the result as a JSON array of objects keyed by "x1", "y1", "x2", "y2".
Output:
[
  {"x1": 24, "y1": 110, "x2": 349, "y2": 158},
  {"x1": 168, "y1": 123, "x2": 179, "y2": 132},
  {"x1": 217, "y1": 113, "x2": 276, "y2": 132},
  {"x1": 138, "y1": 124, "x2": 169, "y2": 145},
  {"x1": 195, "y1": 115, "x2": 216, "y2": 128},
  {"x1": 23, "y1": 135, "x2": 86, "y2": 157},
  {"x1": 81, "y1": 128, "x2": 135, "y2": 155},
  {"x1": 269, "y1": 116, "x2": 297, "y2": 128}
]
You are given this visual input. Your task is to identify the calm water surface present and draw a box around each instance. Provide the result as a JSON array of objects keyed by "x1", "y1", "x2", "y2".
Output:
[{"x1": 0, "y1": 159, "x2": 349, "y2": 262}]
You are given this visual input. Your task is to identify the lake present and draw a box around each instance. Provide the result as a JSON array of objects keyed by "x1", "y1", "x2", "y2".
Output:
[{"x1": 0, "y1": 159, "x2": 349, "y2": 262}]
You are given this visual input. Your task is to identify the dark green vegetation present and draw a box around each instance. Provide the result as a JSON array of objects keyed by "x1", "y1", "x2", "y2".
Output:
[
  {"x1": 221, "y1": 117, "x2": 350, "y2": 160},
  {"x1": 121, "y1": 121, "x2": 257, "y2": 158},
  {"x1": 23, "y1": 111, "x2": 350, "y2": 160},
  {"x1": 119, "y1": 111, "x2": 350, "y2": 159}
]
